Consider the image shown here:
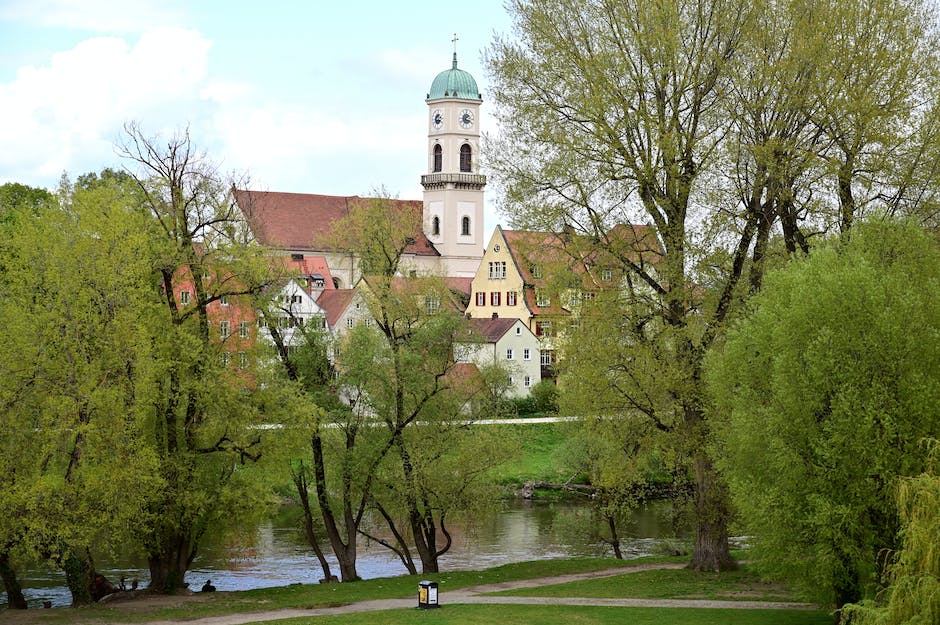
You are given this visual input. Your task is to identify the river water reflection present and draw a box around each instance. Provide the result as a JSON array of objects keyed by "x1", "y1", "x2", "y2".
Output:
[{"x1": 6, "y1": 498, "x2": 688, "y2": 609}]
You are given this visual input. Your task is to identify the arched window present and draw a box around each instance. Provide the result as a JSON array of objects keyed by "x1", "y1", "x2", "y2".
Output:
[
  {"x1": 432, "y1": 216, "x2": 440, "y2": 236},
  {"x1": 432, "y1": 145, "x2": 442, "y2": 173},
  {"x1": 459, "y1": 144, "x2": 472, "y2": 172},
  {"x1": 461, "y1": 216, "x2": 471, "y2": 236}
]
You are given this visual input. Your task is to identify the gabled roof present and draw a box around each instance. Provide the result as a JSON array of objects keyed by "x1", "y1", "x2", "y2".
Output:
[
  {"x1": 465, "y1": 317, "x2": 523, "y2": 343},
  {"x1": 278, "y1": 255, "x2": 335, "y2": 291},
  {"x1": 500, "y1": 224, "x2": 661, "y2": 316},
  {"x1": 316, "y1": 289, "x2": 357, "y2": 328},
  {"x1": 233, "y1": 189, "x2": 439, "y2": 257}
]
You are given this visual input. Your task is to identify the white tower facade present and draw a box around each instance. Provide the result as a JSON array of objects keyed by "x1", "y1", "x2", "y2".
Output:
[{"x1": 422, "y1": 51, "x2": 486, "y2": 277}]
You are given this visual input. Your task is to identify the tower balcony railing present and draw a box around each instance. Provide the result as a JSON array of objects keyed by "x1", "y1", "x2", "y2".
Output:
[{"x1": 421, "y1": 172, "x2": 487, "y2": 188}]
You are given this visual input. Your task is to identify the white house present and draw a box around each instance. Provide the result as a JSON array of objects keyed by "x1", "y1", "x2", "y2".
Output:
[{"x1": 456, "y1": 317, "x2": 541, "y2": 397}]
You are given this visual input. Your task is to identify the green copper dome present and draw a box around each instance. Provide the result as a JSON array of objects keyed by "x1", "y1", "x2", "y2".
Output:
[{"x1": 427, "y1": 53, "x2": 482, "y2": 101}]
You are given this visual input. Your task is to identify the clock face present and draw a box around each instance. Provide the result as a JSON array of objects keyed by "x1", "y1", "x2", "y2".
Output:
[
  {"x1": 459, "y1": 108, "x2": 474, "y2": 129},
  {"x1": 431, "y1": 109, "x2": 444, "y2": 130}
]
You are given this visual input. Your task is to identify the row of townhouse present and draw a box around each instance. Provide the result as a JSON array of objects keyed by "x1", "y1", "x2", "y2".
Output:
[{"x1": 208, "y1": 51, "x2": 662, "y2": 396}]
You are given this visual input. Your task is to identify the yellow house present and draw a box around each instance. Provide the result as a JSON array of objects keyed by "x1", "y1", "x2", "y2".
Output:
[{"x1": 466, "y1": 224, "x2": 661, "y2": 378}]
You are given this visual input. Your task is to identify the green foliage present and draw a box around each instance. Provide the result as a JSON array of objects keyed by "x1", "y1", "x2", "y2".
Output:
[
  {"x1": 842, "y1": 441, "x2": 940, "y2": 624},
  {"x1": 513, "y1": 379, "x2": 559, "y2": 416},
  {"x1": 708, "y1": 220, "x2": 940, "y2": 607}
]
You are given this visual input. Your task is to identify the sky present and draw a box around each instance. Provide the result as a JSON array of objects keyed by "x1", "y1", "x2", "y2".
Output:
[{"x1": 0, "y1": 0, "x2": 516, "y2": 232}]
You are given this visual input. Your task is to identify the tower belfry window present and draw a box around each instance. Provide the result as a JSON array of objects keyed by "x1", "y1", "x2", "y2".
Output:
[
  {"x1": 460, "y1": 144, "x2": 472, "y2": 172},
  {"x1": 433, "y1": 144, "x2": 442, "y2": 173},
  {"x1": 461, "y1": 216, "x2": 471, "y2": 236},
  {"x1": 432, "y1": 216, "x2": 440, "y2": 236}
]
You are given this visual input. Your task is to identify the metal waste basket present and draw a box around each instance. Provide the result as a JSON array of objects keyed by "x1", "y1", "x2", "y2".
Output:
[{"x1": 418, "y1": 580, "x2": 439, "y2": 608}]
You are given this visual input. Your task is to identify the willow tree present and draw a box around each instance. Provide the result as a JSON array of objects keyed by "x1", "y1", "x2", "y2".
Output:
[
  {"x1": 708, "y1": 221, "x2": 940, "y2": 610},
  {"x1": 118, "y1": 124, "x2": 278, "y2": 592},
  {"x1": 0, "y1": 176, "x2": 163, "y2": 605},
  {"x1": 842, "y1": 442, "x2": 940, "y2": 624}
]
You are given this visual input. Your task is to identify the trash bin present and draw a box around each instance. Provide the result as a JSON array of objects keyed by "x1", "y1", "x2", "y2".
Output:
[{"x1": 418, "y1": 580, "x2": 439, "y2": 608}]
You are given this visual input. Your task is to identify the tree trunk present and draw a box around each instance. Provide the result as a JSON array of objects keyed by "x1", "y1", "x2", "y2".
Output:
[
  {"x1": 687, "y1": 452, "x2": 737, "y2": 572},
  {"x1": 605, "y1": 514, "x2": 624, "y2": 560},
  {"x1": 0, "y1": 552, "x2": 27, "y2": 609},
  {"x1": 62, "y1": 549, "x2": 94, "y2": 606},
  {"x1": 311, "y1": 432, "x2": 359, "y2": 581},
  {"x1": 147, "y1": 532, "x2": 196, "y2": 593},
  {"x1": 292, "y1": 466, "x2": 335, "y2": 582}
]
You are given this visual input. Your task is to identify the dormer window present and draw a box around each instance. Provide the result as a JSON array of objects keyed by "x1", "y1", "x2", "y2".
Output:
[
  {"x1": 460, "y1": 144, "x2": 472, "y2": 172},
  {"x1": 433, "y1": 144, "x2": 442, "y2": 173}
]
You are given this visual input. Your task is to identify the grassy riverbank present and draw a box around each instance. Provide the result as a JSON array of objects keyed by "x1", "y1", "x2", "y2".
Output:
[{"x1": 2, "y1": 557, "x2": 831, "y2": 625}]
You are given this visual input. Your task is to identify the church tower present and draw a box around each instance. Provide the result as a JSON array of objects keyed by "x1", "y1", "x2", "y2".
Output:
[{"x1": 422, "y1": 43, "x2": 486, "y2": 277}]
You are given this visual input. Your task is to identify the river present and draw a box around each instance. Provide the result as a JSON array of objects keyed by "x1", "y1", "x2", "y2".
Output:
[{"x1": 3, "y1": 498, "x2": 688, "y2": 609}]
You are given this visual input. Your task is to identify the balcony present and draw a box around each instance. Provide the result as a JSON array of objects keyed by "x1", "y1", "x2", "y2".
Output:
[{"x1": 420, "y1": 172, "x2": 487, "y2": 190}]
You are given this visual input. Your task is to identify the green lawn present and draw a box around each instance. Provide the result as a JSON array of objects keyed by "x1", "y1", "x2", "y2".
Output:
[
  {"x1": 7, "y1": 556, "x2": 829, "y2": 625},
  {"x1": 489, "y1": 565, "x2": 798, "y2": 602},
  {"x1": 490, "y1": 422, "x2": 574, "y2": 484},
  {"x1": 255, "y1": 605, "x2": 831, "y2": 625}
]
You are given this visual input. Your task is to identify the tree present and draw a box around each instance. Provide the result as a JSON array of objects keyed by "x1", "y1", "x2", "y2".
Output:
[
  {"x1": 842, "y1": 441, "x2": 940, "y2": 624},
  {"x1": 0, "y1": 174, "x2": 162, "y2": 605},
  {"x1": 707, "y1": 221, "x2": 940, "y2": 610},
  {"x1": 488, "y1": 0, "x2": 755, "y2": 569},
  {"x1": 276, "y1": 193, "x2": 507, "y2": 578},
  {"x1": 486, "y1": 0, "x2": 940, "y2": 571},
  {"x1": 118, "y1": 124, "x2": 279, "y2": 592}
]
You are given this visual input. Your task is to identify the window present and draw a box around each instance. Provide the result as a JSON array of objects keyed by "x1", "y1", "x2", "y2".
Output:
[
  {"x1": 291, "y1": 294, "x2": 302, "y2": 305},
  {"x1": 536, "y1": 291, "x2": 550, "y2": 307},
  {"x1": 531, "y1": 265, "x2": 544, "y2": 279},
  {"x1": 490, "y1": 292, "x2": 501, "y2": 306},
  {"x1": 487, "y1": 261, "x2": 507, "y2": 280},
  {"x1": 509, "y1": 375, "x2": 515, "y2": 385},
  {"x1": 346, "y1": 318, "x2": 354, "y2": 329},
  {"x1": 425, "y1": 294, "x2": 440, "y2": 315},
  {"x1": 219, "y1": 320, "x2": 230, "y2": 338},
  {"x1": 432, "y1": 144, "x2": 442, "y2": 173},
  {"x1": 540, "y1": 350, "x2": 554, "y2": 366},
  {"x1": 476, "y1": 292, "x2": 485, "y2": 306},
  {"x1": 432, "y1": 216, "x2": 440, "y2": 236},
  {"x1": 238, "y1": 352, "x2": 248, "y2": 367},
  {"x1": 536, "y1": 320, "x2": 552, "y2": 336},
  {"x1": 365, "y1": 318, "x2": 374, "y2": 327},
  {"x1": 220, "y1": 294, "x2": 230, "y2": 307},
  {"x1": 239, "y1": 321, "x2": 249, "y2": 338},
  {"x1": 523, "y1": 348, "x2": 531, "y2": 360},
  {"x1": 515, "y1": 326, "x2": 521, "y2": 335},
  {"x1": 459, "y1": 144, "x2": 472, "y2": 172},
  {"x1": 312, "y1": 277, "x2": 325, "y2": 288},
  {"x1": 524, "y1": 375, "x2": 531, "y2": 388},
  {"x1": 601, "y1": 268, "x2": 613, "y2": 281},
  {"x1": 506, "y1": 348, "x2": 514, "y2": 360},
  {"x1": 179, "y1": 290, "x2": 190, "y2": 306},
  {"x1": 507, "y1": 291, "x2": 517, "y2": 306},
  {"x1": 220, "y1": 352, "x2": 229, "y2": 366},
  {"x1": 461, "y1": 216, "x2": 471, "y2": 236}
]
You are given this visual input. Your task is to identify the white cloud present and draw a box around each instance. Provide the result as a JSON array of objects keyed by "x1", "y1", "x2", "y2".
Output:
[
  {"x1": 0, "y1": 27, "x2": 213, "y2": 185},
  {"x1": 0, "y1": 0, "x2": 184, "y2": 34}
]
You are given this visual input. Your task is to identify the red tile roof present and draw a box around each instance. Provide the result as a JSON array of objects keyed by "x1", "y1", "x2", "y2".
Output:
[
  {"x1": 444, "y1": 277, "x2": 473, "y2": 297},
  {"x1": 316, "y1": 289, "x2": 357, "y2": 328},
  {"x1": 233, "y1": 189, "x2": 439, "y2": 257},
  {"x1": 276, "y1": 255, "x2": 335, "y2": 291},
  {"x1": 501, "y1": 224, "x2": 660, "y2": 316}
]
